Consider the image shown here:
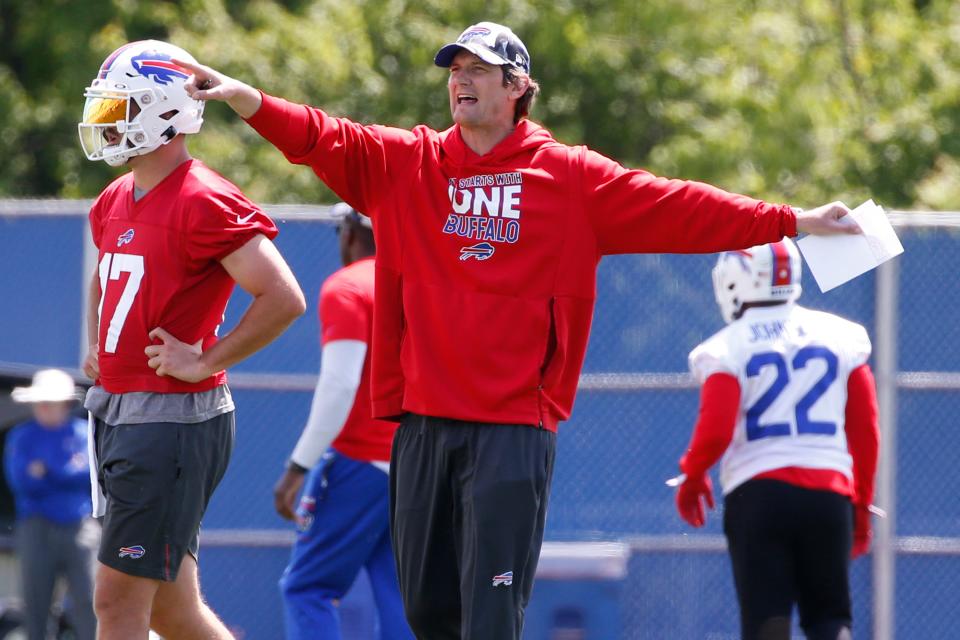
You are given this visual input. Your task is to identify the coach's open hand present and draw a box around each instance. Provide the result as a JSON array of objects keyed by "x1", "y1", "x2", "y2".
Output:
[
  {"x1": 145, "y1": 327, "x2": 211, "y2": 383},
  {"x1": 795, "y1": 201, "x2": 860, "y2": 236},
  {"x1": 174, "y1": 58, "x2": 263, "y2": 119}
]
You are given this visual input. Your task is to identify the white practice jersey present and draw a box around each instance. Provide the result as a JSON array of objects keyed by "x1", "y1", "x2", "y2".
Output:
[{"x1": 689, "y1": 304, "x2": 871, "y2": 495}]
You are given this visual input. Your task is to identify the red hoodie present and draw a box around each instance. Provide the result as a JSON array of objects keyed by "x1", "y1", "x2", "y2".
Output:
[{"x1": 246, "y1": 95, "x2": 797, "y2": 431}]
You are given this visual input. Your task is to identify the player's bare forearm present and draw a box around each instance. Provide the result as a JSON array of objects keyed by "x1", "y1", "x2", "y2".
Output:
[
  {"x1": 206, "y1": 234, "x2": 306, "y2": 373},
  {"x1": 199, "y1": 288, "x2": 304, "y2": 374},
  {"x1": 145, "y1": 236, "x2": 303, "y2": 383}
]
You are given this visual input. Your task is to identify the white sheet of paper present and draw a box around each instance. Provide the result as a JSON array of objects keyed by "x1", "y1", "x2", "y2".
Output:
[{"x1": 797, "y1": 200, "x2": 904, "y2": 292}]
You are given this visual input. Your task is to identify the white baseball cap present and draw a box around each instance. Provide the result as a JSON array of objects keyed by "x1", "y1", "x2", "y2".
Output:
[{"x1": 11, "y1": 369, "x2": 82, "y2": 403}]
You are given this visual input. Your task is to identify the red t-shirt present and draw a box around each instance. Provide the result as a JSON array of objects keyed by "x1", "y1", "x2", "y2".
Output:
[
  {"x1": 321, "y1": 258, "x2": 398, "y2": 462},
  {"x1": 89, "y1": 159, "x2": 278, "y2": 393}
]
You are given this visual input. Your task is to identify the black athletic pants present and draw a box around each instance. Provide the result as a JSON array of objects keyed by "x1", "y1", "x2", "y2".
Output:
[
  {"x1": 389, "y1": 413, "x2": 556, "y2": 640},
  {"x1": 723, "y1": 479, "x2": 854, "y2": 640}
]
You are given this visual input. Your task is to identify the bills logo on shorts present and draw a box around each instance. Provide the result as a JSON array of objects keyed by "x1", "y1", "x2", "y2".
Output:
[
  {"x1": 117, "y1": 228, "x2": 135, "y2": 247},
  {"x1": 130, "y1": 51, "x2": 189, "y2": 86},
  {"x1": 492, "y1": 570, "x2": 513, "y2": 587},
  {"x1": 119, "y1": 545, "x2": 146, "y2": 559},
  {"x1": 460, "y1": 242, "x2": 495, "y2": 261}
]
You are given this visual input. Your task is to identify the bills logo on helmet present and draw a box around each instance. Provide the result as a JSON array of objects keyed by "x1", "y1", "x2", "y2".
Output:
[
  {"x1": 119, "y1": 545, "x2": 146, "y2": 559},
  {"x1": 98, "y1": 42, "x2": 140, "y2": 79},
  {"x1": 460, "y1": 242, "x2": 495, "y2": 261},
  {"x1": 117, "y1": 228, "x2": 135, "y2": 247},
  {"x1": 130, "y1": 51, "x2": 189, "y2": 85}
]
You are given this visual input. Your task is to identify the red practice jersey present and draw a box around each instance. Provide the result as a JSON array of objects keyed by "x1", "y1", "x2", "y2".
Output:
[
  {"x1": 89, "y1": 159, "x2": 278, "y2": 393},
  {"x1": 321, "y1": 257, "x2": 397, "y2": 462}
]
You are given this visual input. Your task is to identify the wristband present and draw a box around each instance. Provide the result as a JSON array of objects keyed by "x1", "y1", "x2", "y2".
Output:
[{"x1": 286, "y1": 459, "x2": 309, "y2": 474}]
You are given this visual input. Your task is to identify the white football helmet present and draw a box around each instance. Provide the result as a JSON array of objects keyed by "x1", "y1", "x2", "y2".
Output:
[
  {"x1": 712, "y1": 238, "x2": 802, "y2": 323},
  {"x1": 78, "y1": 40, "x2": 204, "y2": 166}
]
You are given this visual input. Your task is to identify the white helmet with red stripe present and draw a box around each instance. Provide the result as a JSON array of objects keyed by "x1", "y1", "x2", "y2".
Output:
[
  {"x1": 712, "y1": 238, "x2": 802, "y2": 323},
  {"x1": 78, "y1": 40, "x2": 205, "y2": 166}
]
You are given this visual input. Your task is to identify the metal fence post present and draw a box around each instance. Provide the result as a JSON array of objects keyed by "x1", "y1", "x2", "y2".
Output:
[{"x1": 873, "y1": 257, "x2": 899, "y2": 640}]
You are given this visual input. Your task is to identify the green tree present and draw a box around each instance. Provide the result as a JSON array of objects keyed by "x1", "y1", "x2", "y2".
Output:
[{"x1": 0, "y1": 0, "x2": 957, "y2": 209}]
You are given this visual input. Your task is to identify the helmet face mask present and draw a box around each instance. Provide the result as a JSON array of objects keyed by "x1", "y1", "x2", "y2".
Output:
[
  {"x1": 712, "y1": 239, "x2": 803, "y2": 324},
  {"x1": 78, "y1": 40, "x2": 205, "y2": 166}
]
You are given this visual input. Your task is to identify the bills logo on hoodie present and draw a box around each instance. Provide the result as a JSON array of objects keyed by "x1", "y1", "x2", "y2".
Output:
[{"x1": 443, "y1": 172, "x2": 524, "y2": 250}]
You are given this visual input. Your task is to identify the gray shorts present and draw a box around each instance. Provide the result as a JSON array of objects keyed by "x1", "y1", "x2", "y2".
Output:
[{"x1": 93, "y1": 412, "x2": 234, "y2": 581}]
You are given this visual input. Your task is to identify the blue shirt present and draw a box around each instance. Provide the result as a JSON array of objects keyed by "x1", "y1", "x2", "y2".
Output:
[{"x1": 3, "y1": 417, "x2": 91, "y2": 524}]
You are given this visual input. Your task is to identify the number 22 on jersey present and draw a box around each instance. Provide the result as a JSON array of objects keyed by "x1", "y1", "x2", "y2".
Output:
[
  {"x1": 745, "y1": 346, "x2": 839, "y2": 441},
  {"x1": 98, "y1": 252, "x2": 144, "y2": 354}
]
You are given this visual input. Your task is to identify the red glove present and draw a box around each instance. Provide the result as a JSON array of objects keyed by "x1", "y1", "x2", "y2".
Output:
[
  {"x1": 852, "y1": 504, "x2": 872, "y2": 558},
  {"x1": 676, "y1": 474, "x2": 715, "y2": 528}
]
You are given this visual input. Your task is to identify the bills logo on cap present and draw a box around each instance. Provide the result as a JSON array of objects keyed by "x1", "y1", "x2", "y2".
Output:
[
  {"x1": 131, "y1": 51, "x2": 189, "y2": 86},
  {"x1": 459, "y1": 26, "x2": 492, "y2": 41}
]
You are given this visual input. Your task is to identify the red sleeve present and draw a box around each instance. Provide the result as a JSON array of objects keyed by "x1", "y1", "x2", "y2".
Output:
[
  {"x1": 845, "y1": 364, "x2": 880, "y2": 508},
  {"x1": 581, "y1": 150, "x2": 796, "y2": 255},
  {"x1": 185, "y1": 186, "x2": 278, "y2": 263},
  {"x1": 319, "y1": 281, "x2": 369, "y2": 346},
  {"x1": 88, "y1": 192, "x2": 106, "y2": 249},
  {"x1": 680, "y1": 373, "x2": 741, "y2": 477},
  {"x1": 245, "y1": 92, "x2": 420, "y2": 217}
]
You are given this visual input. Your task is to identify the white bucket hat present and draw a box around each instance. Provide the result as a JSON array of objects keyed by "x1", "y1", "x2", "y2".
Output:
[{"x1": 11, "y1": 369, "x2": 82, "y2": 403}]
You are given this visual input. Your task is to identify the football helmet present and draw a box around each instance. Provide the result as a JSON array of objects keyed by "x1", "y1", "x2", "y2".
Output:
[
  {"x1": 712, "y1": 238, "x2": 802, "y2": 323},
  {"x1": 78, "y1": 40, "x2": 204, "y2": 166}
]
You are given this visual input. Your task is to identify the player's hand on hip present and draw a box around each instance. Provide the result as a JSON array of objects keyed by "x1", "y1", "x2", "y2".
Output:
[
  {"x1": 83, "y1": 344, "x2": 99, "y2": 380},
  {"x1": 676, "y1": 474, "x2": 715, "y2": 528},
  {"x1": 145, "y1": 327, "x2": 211, "y2": 383},
  {"x1": 795, "y1": 201, "x2": 861, "y2": 236},
  {"x1": 173, "y1": 58, "x2": 263, "y2": 119},
  {"x1": 851, "y1": 504, "x2": 872, "y2": 558},
  {"x1": 273, "y1": 467, "x2": 306, "y2": 521}
]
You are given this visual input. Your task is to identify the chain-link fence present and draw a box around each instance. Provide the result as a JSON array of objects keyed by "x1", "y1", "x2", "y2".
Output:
[{"x1": 1, "y1": 200, "x2": 957, "y2": 639}]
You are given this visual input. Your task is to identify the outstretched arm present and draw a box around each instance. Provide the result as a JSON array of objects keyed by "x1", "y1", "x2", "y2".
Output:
[
  {"x1": 175, "y1": 58, "x2": 419, "y2": 216},
  {"x1": 582, "y1": 151, "x2": 858, "y2": 256}
]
